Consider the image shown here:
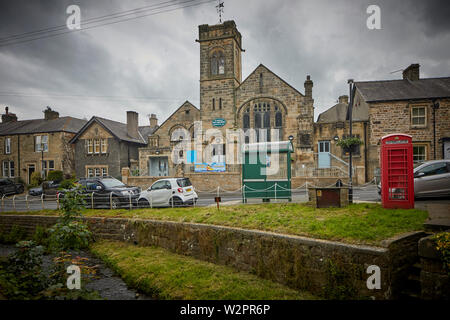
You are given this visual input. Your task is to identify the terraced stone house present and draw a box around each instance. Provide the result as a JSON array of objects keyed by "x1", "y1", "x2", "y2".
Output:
[{"x1": 0, "y1": 107, "x2": 86, "y2": 184}]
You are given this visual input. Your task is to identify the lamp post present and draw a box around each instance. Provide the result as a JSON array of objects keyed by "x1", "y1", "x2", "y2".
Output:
[
  {"x1": 348, "y1": 79, "x2": 354, "y2": 204},
  {"x1": 40, "y1": 143, "x2": 45, "y2": 179}
]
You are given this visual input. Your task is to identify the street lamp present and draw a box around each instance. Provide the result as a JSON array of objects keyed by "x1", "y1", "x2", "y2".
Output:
[
  {"x1": 348, "y1": 79, "x2": 354, "y2": 204},
  {"x1": 40, "y1": 143, "x2": 45, "y2": 179}
]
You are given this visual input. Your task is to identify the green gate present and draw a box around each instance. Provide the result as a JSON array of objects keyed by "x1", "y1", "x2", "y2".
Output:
[{"x1": 242, "y1": 141, "x2": 293, "y2": 202}]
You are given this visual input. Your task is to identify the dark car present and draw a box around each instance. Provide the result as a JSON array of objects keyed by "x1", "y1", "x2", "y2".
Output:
[
  {"x1": 42, "y1": 180, "x2": 61, "y2": 198},
  {"x1": 58, "y1": 176, "x2": 140, "y2": 209},
  {"x1": 0, "y1": 178, "x2": 24, "y2": 197},
  {"x1": 28, "y1": 186, "x2": 43, "y2": 196}
]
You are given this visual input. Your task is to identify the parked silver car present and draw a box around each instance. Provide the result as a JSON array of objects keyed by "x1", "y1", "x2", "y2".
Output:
[
  {"x1": 137, "y1": 178, "x2": 198, "y2": 207},
  {"x1": 414, "y1": 160, "x2": 450, "y2": 198},
  {"x1": 377, "y1": 160, "x2": 450, "y2": 198}
]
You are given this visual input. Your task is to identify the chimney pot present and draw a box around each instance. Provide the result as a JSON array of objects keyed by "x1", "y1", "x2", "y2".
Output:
[
  {"x1": 150, "y1": 114, "x2": 158, "y2": 127},
  {"x1": 338, "y1": 95, "x2": 349, "y2": 104},
  {"x1": 44, "y1": 107, "x2": 59, "y2": 120}
]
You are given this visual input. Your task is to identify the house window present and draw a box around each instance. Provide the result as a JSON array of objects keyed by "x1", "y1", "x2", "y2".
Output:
[
  {"x1": 86, "y1": 140, "x2": 93, "y2": 154},
  {"x1": 413, "y1": 145, "x2": 427, "y2": 163},
  {"x1": 100, "y1": 139, "x2": 107, "y2": 153},
  {"x1": 42, "y1": 160, "x2": 54, "y2": 178},
  {"x1": 219, "y1": 98, "x2": 222, "y2": 110},
  {"x1": 94, "y1": 139, "x2": 100, "y2": 154},
  {"x1": 5, "y1": 138, "x2": 11, "y2": 154},
  {"x1": 94, "y1": 168, "x2": 100, "y2": 177},
  {"x1": 2, "y1": 161, "x2": 14, "y2": 178},
  {"x1": 87, "y1": 168, "x2": 94, "y2": 177},
  {"x1": 102, "y1": 167, "x2": 108, "y2": 177},
  {"x1": 35, "y1": 135, "x2": 48, "y2": 152},
  {"x1": 212, "y1": 98, "x2": 215, "y2": 111},
  {"x1": 411, "y1": 106, "x2": 427, "y2": 127}
]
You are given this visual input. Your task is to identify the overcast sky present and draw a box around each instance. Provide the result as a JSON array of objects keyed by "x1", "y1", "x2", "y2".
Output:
[{"x1": 0, "y1": 0, "x2": 449, "y2": 125}]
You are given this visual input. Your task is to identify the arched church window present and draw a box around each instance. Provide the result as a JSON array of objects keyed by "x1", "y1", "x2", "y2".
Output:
[
  {"x1": 218, "y1": 51, "x2": 225, "y2": 74},
  {"x1": 275, "y1": 111, "x2": 282, "y2": 127},
  {"x1": 243, "y1": 113, "x2": 250, "y2": 129},
  {"x1": 211, "y1": 50, "x2": 225, "y2": 75},
  {"x1": 211, "y1": 52, "x2": 218, "y2": 75},
  {"x1": 254, "y1": 112, "x2": 261, "y2": 129}
]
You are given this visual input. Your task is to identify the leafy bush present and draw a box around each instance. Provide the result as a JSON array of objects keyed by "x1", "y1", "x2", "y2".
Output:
[
  {"x1": 48, "y1": 221, "x2": 92, "y2": 251},
  {"x1": 48, "y1": 185, "x2": 92, "y2": 251},
  {"x1": 47, "y1": 170, "x2": 63, "y2": 182},
  {"x1": 60, "y1": 178, "x2": 76, "y2": 190},
  {"x1": 1, "y1": 225, "x2": 28, "y2": 244},
  {"x1": 0, "y1": 241, "x2": 47, "y2": 299},
  {"x1": 32, "y1": 226, "x2": 50, "y2": 248},
  {"x1": 30, "y1": 171, "x2": 44, "y2": 187},
  {"x1": 336, "y1": 136, "x2": 363, "y2": 149},
  {"x1": 434, "y1": 232, "x2": 450, "y2": 275}
]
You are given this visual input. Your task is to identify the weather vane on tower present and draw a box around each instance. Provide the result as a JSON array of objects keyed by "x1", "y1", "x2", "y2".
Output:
[{"x1": 216, "y1": 0, "x2": 224, "y2": 23}]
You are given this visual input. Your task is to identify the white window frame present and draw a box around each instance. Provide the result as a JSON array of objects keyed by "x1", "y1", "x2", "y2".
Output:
[
  {"x1": 411, "y1": 106, "x2": 427, "y2": 128},
  {"x1": 94, "y1": 139, "x2": 100, "y2": 154},
  {"x1": 102, "y1": 167, "x2": 108, "y2": 177},
  {"x1": 413, "y1": 144, "x2": 427, "y2": 163},
  {"x1": 100, "y1": 139, "x2": 107, "y2": 153},
  {"x1": 87, "y1": 168, "x2": 94, "y2": 177},
  {"x1": 2, "y1": 161, "x2": 14, "y2": 178},
  {"x1": 5, "y1": 138, "x2": 11, "y2": 154},
  {"x1": 86, "y1": 139, "x2": 93, "y2": 154},
  {"x1": 35, "y1": 135, "x2": 49, "y2": 152}
]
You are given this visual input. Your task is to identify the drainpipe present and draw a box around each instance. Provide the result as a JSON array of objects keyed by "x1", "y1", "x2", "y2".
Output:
[
  {"x1": 364, "y1": 122, "x2": 368, "y2": 183},
  {"x1": 432, "y1": 100, "x2": 440, "y2": 159},
  {"x1": 17, "y1": 135, "x2": 21, "y2": 181}
]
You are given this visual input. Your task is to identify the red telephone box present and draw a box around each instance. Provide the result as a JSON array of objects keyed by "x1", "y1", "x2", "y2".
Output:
[{"x1": 380, "y1": 134, "x2": 414, "y2": 209}]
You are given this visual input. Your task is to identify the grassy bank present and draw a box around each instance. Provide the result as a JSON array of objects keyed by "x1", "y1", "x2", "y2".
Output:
[
  {"x1": 2, "y1": 203, "x2": 428, "y2": 245},
  {"x1": 91, "y1": 240, "x2": 316, "y2": 300}
]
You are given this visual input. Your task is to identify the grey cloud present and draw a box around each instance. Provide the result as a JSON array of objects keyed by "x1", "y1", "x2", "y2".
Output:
[{"x1": 0, "y1": 0, "x2": 449, "y2": 124}]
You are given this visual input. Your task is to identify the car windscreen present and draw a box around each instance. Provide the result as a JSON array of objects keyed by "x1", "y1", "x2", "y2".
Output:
[
  {"x1": 177, "y1": 178, "x2": 192, "y2": 187},
  {"x1": 100, "y1": 178, "x2": 126, "y2": 188}
]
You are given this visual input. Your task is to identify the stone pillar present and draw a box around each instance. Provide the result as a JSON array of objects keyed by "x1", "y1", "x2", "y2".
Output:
[{"x1": 121, "y1": 167, "x2": 130, "y2": 184}]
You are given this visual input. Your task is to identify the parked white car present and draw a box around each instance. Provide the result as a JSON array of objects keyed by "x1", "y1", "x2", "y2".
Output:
[{"x1": 137, "y1": 178, "x2": 198, "y2": 207}]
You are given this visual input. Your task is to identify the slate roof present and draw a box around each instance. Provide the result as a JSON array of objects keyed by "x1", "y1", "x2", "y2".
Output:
[
  {"x1": 0, "y1": 116, "x2": 87, "y2": 136},
  {"x1": 69, "y1": 116, "x2": 158, "y2": 145},
  {"x1": 317, "y1": 101, "x2": 368, "y2": 123},
  {"x1": 354, "y1": 77, "x2": 450, "y2": 102}
]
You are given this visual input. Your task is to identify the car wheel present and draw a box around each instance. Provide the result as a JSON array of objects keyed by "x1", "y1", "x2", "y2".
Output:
[
  {"x1": 111, "y1": 197, "x2": 120, "y2": 209},
  {"x1": 138, "y1": 198, "x2": 150, "y2": 208},
  {"x1": 170, "y1": 197, "x2": 183, "y2": 207}
]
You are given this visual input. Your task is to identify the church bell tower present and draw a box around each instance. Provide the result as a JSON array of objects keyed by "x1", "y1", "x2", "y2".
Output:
[{"x1": 197, "y1": 20, "x2": 243, "y2": 131}]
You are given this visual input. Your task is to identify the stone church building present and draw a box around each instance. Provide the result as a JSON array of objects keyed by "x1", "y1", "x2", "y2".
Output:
[{"x1": 137, "y1": 20, "x2": 315, "y2": 188}]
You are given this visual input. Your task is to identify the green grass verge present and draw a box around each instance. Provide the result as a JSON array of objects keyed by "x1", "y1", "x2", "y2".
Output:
[
  {"x1": 90, "y1": 240, "x2": 316, "y2": 300},
  {"x1": 2, "y1": 203, "x2": 428, "y2": 245}
]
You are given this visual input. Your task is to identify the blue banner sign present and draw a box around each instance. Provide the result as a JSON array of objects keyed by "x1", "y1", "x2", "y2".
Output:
[{"x1": 194, "y1": 162, "x2": 226, "y2": 172}]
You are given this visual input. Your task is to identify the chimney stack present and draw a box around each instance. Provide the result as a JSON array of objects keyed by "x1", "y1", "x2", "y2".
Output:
[
  {"x1": 44, "y1": 107, "x2": 59, "y2": 120},
  {"x1": 338, "y1": 95, "x2": 349, "y2": 104},
  {"x1": 2, "y1": 106, "x2": 18, "y2": 123},
  {"x1": 304, "y1": 75, "x2": 313, "y2": 98},
  {"x1": 127, "y1": 111, "x2": 139, "y2": 139},
  {"x1": 402, "y1": 64, "x2": 420, "y2": 81},
  {"x1": 149, "y1": 114, "x2": 158, "y2": 127}
]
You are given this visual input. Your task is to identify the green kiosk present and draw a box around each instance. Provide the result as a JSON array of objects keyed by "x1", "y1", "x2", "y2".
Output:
[{"x1": 242, "y1": 141, "x2": 293, "y2": 202}]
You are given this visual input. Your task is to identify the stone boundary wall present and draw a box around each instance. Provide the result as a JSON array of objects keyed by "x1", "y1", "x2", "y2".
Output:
[
  {"x1": 0, "y1": 215, "x2": 424, "y2": 299},
  {"x1": 418, "y1": 234, "x2": 450, "y2": 299}
]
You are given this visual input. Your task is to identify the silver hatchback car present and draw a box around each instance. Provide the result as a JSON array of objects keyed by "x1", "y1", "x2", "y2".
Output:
[
  {"x1": 413, "y1": 160, "x2": 450, "y2": 198},
  {"x1": 377, "y1": 160, "x2": 450, "y2": 198}
]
